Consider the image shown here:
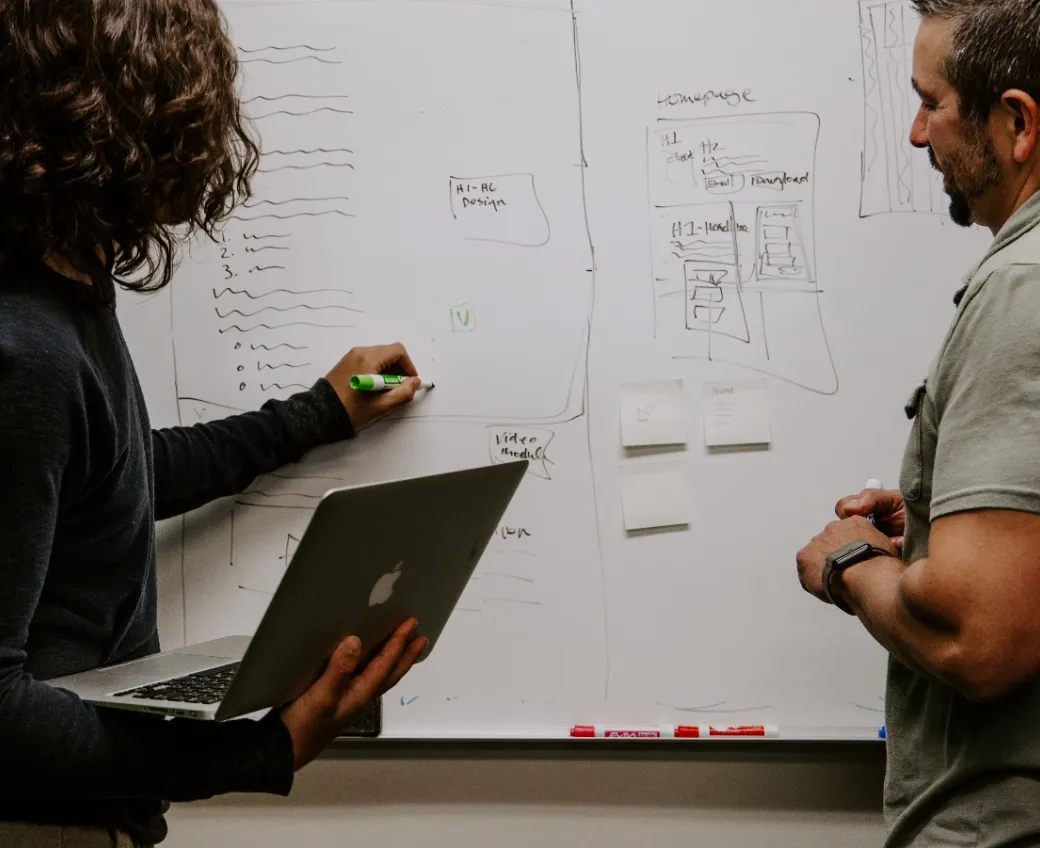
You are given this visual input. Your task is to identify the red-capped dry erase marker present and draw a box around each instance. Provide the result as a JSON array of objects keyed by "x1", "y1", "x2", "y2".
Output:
[
  {"x1": 571, "y1": 725, "x2": 685, "y2": 738},
  {"x1": 681, "y1": 725, "x2": 779, "y2": 738}
]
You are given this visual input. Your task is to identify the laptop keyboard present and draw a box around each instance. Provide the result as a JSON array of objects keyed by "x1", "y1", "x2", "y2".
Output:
[{"x1": 113, "y1": 662, "x2": 240, "y2": 705}]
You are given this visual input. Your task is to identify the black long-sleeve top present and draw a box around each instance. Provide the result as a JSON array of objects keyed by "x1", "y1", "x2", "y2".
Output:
[{"x1": 0, "y1": 257, "x2": 354, "y2": 844}]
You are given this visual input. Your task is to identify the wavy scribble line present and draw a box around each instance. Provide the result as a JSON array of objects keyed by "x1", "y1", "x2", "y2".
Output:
[
  {"x1": 245, "y1": 245, "x2": 289, "y2": 253},
  {"x1": 672, "y1": 239, "x2": 728, "y2": 249},
  {"x1": 215, "y1": 303, "x2": 362, "y2": 318},
  {"x1": 242, "y1": 232, "x2": 290, "y2": 241},
  {"x1": 260, "y1": 383, "x2": 311, "y2": 392},
  {"x1": 263, "y1": 148, "x2": 353, "y2": 156},
  {"x1": 244, "y1": 94, "x2": 350, "y2": 104},
  {"x1": 240, "y1": 488, "x2": 321, "y2": 499},
  {"x1": 214, "y1": 287, "x2": 354, "y2": 300},
  {"x1": 229, "y1": 212, "x2": 354, "y2": 222},
  {"x1": 258, "y1": 163, "x2": 355, "y2": 174},
  {"x1": 248, "y1": 265, "x2": 286, "y2": 273},
  {"x1": 258, "y1": 362, "x2": 311, "y2": 371},
  {"x1": 700, "y1": 167, "x2": 762, "y2": 178},
  {"x1": 251, "y1": 343, "x2": 308, "y2": 352},
  {"x1": 238, "y1": 45, "x2": 335, "y2": 54},
  {"x1": 254, "y1": 107, "x2": 354, "y2": 120},
  {"x1": 240, "y1": 56, "x2": 342, "y2": 66},
  {"x1": 229, "y1": 211, "x2": 355, "y2": 222},
  {"x1": 243, "y1": 197, "x2": 350, "y2": 208},
  {"x1": 218, "y1": 321, "x2": 357, "y2": 334},
  {"x1": 704, "y1": 155, "x2": 768, "y2": 167}
]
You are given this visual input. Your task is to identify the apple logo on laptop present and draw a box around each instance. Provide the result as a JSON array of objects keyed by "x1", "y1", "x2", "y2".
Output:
[{"x1": 369, "y1": 561, "x2": 403, "y2": 607}]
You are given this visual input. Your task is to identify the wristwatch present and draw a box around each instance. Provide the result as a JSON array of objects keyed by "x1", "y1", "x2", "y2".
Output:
[{"x1": 822, "y1": 540, "x2": 891, "y2": 615}]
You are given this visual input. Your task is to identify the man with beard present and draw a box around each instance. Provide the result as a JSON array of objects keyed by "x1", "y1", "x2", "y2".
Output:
[{"x1": 795, "y1": 2, "x2": 1040, "y2": 846}]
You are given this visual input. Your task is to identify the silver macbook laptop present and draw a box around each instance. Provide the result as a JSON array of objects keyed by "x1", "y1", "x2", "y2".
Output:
[{"x1": 49, "y1": 460, "x2": 528, "y2": 721}]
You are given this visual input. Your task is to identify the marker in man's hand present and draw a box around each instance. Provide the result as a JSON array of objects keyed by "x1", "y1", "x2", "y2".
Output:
[
  {"x1": 865, "y1": 478, "x2": 883, "y2": 525},
  {"x1": 350, "y1": 374, "x2": 435, "y2": 391}
]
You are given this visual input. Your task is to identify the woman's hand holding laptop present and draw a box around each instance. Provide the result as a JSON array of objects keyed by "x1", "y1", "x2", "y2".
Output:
[{"x1": 279, "y1": 619, "x2": 428, "y2": 769}]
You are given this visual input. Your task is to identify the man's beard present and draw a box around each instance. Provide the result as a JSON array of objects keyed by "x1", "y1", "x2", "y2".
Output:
[{"x1": 928, "y1": 131, "x2": 1000, "y2": 228}]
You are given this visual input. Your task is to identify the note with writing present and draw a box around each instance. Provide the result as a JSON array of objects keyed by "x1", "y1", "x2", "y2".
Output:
[
  {"x1": 620, "y1": 464, "x2": 691, "y2": 532},
  {"x1": 702, "y1": 378, "x2": 771, "y2": 447},
  {"x1": 619, "y1": 379, "x2": 688, "y2": 448},
  {"x1": 449, "y1": 173, "x2": 550, "y2": 247},
  {"x1": 488, "y1": 426, "x2": 555, "y2": 480}
]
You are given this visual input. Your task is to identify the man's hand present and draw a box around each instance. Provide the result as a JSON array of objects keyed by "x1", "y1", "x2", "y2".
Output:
[
  {"x1": 325, "y1": 344, "x2": 422, "y2": 431},
  {"x1": 279, "y1": 619, "x2": 427, "y2": 771},
  {"x1": 796, "y1": 516, "x2": 900, "y2": 604},
  {"x1": 835, "y1": 486, "x2": 906, "y2": 551}
]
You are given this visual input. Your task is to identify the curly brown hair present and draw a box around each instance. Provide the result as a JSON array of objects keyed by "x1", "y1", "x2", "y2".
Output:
[{"x1": 0, "y1": 0, "x2": 259, "y2": 301}]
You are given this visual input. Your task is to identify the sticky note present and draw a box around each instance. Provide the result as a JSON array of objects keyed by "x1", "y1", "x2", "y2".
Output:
[
  {"x1": 619, "y1": 379, "x2": 688, "y2": 448},
  {"x1": 702, "y1": 378, "x2": 771, "y2": 447},
  {"x1": 620, "y1": 465, "x2": 691, "y2": 532}
]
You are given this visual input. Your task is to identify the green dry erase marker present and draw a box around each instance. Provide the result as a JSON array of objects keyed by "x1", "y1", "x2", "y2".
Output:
[{"x1": 349, "y1": 374, "x2": 435, "y2": 391}]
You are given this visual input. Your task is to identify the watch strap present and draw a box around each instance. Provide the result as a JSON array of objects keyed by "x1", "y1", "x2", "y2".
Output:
[{"x1": 822, "y1": 542, "x2": 890, "y2": 615}]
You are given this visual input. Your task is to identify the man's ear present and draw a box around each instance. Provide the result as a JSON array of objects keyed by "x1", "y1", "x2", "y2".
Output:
[{"x1": 998, "y1": 89, "x2": 1040, "y2": 165}]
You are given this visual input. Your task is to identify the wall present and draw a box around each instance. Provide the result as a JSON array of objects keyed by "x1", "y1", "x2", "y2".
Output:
[{"x1": 165, "y1": 745, "x2": 886, "y2": 847}]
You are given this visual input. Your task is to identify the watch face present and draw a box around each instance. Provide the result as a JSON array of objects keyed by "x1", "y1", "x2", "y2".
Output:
[{"x1": 835, "y1": 542, "x2": 870, "y2": 567}]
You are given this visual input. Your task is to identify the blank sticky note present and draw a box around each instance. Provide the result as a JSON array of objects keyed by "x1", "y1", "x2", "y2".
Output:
[
  {"x1": 619, "y1": 379, "x2": 688, "y2": 448},
  {"x1": 620, "y1": 465, "x2": 691, "y2": 532},
  {"x1": 702, "y1": 378, "x2": 771, "y2": 447}
]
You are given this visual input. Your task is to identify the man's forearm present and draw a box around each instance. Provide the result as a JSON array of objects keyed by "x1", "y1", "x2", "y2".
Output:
[{"x1": 839, "y1": 556, "x2": 958, "y2": 684}]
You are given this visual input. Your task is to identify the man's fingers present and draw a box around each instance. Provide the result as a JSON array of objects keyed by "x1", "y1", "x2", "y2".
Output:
[
  {"x1": 835, "y1": 489, "x2": 901, "y2": 519},
  {"x1": 835, "y1": 494, "x2": 873, "y2": 518}
]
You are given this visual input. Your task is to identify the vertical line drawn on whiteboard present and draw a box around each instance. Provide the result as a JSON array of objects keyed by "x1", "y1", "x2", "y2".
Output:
[
  {"x1": 570, "y1": 0, "x2": 611, "y2": 700},
  {"x1": 647, "y1": 112, "x2": 839, "y2": 396},
  {"x1": 859, "y1": 0, "x2": 944, "y2": 216}
]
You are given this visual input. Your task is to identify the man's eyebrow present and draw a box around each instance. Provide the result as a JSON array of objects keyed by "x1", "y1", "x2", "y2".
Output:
[{"x1": 911, "y1": 77, "x2": 931, "y2": 100}]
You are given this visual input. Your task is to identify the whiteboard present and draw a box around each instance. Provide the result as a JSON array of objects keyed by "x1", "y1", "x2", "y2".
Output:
[{"x1": 120, "y1": 0, "x2": 990, "y2": 741}]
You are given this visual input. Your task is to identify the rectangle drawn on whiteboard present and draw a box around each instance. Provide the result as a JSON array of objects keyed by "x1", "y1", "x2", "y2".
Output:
[
  {"x1": 449, "y1": 174, "x2": 550, "y2": 247},
  {"x1": 858, "y1": 0, "x2": 944, "y2": 216},
  {"x1": 169, "y1": 0, "x2": 593, "y2": 427},
  {"x1": 648, "y1": 111, "x2": 838, "y2": 396}
]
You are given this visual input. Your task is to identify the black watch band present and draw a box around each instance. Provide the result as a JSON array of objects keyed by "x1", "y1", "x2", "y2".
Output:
[{"x1": 822, "y1": 540, "x2": 891, "y2": 615}]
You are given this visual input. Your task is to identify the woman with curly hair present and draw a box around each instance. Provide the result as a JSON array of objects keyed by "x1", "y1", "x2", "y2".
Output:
[{"x1": 0, "y1": 1, "x2": 427, "y2": 846}]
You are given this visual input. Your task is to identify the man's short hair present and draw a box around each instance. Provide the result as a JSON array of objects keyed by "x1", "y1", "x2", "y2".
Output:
[{"x1": 912, "y1": 0, "x2": 1040, "y2": 125}]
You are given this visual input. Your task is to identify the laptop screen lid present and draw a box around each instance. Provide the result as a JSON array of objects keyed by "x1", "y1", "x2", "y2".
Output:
[{"x1": 214, "y1": 459, "x2": 528, "y2": 721}]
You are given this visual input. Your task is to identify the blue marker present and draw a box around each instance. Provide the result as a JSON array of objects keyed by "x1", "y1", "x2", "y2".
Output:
[{"x1": 878, "y1": 726, "x2": 887, "y2": 740}]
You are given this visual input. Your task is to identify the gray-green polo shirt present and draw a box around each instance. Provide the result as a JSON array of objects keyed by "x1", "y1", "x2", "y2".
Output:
[{"x1": 887, "y1": 190, "x2": 1040, "y2": 847}]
